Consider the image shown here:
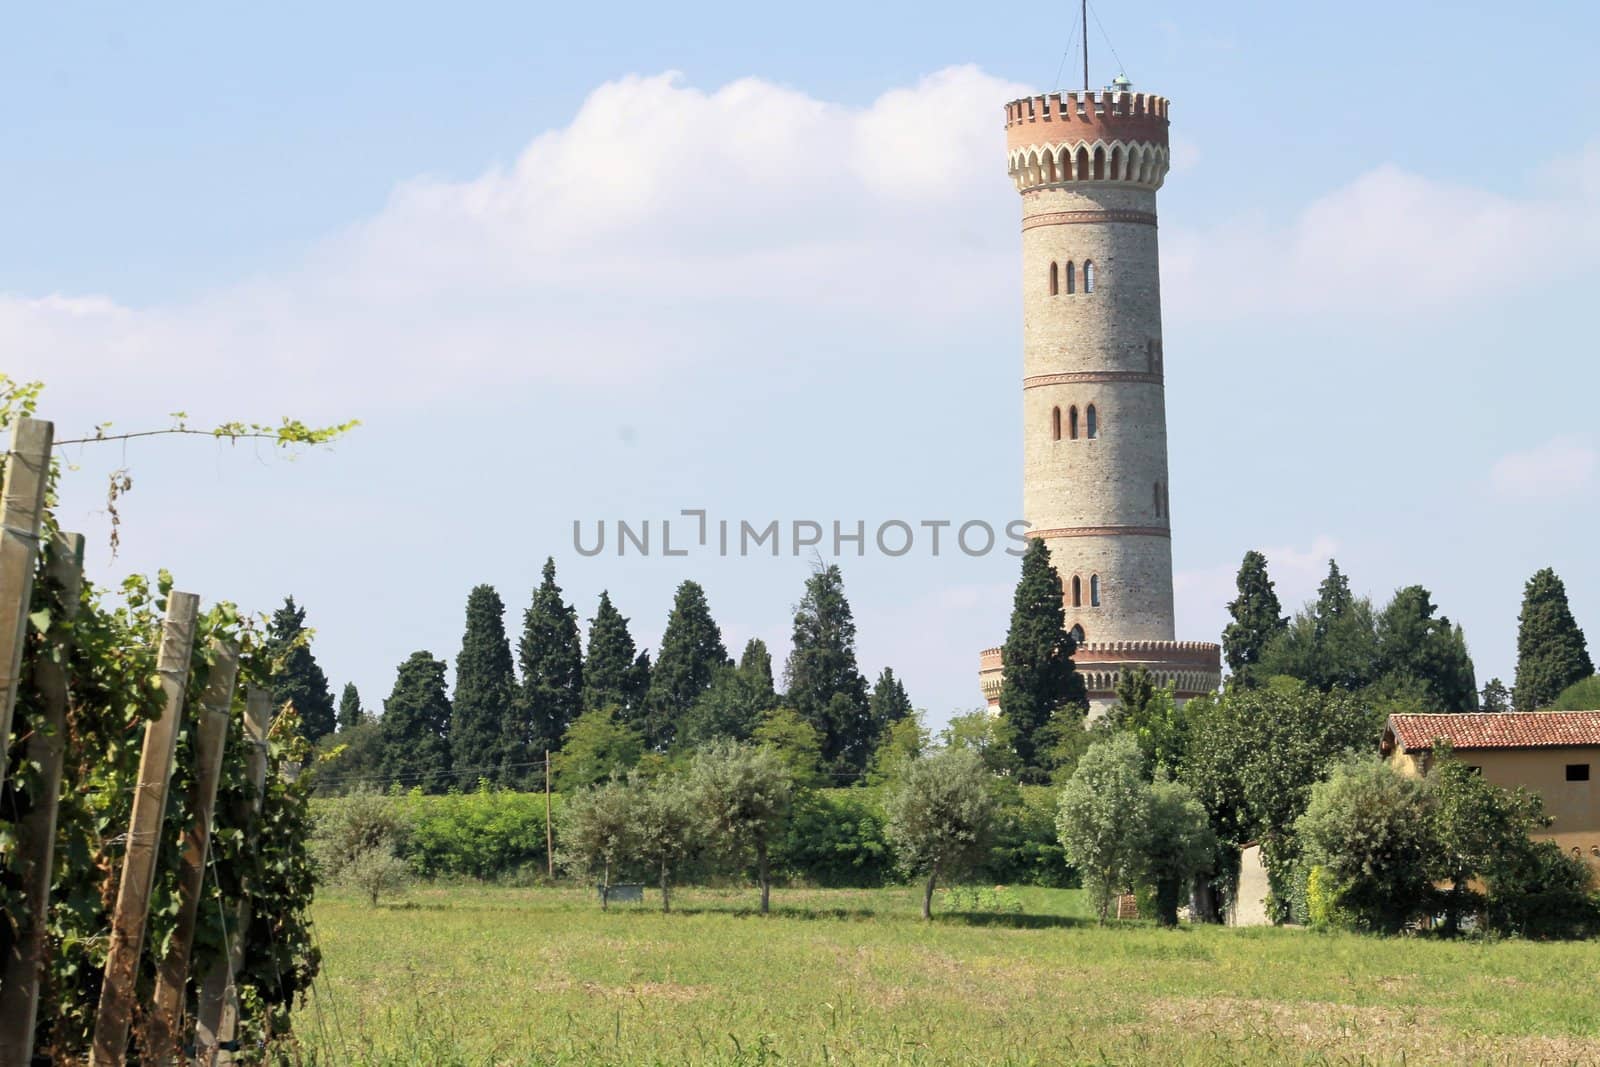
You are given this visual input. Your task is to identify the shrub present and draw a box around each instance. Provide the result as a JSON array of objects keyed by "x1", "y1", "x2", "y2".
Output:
[
  {"x1": 313, "y1": 788, "x2": 410, "y2": 906},
  {"x1": 982, "y1": 785, "x2": 1076, "y2": 888},
  {"x1": 945, "y1": 885, "x2": 1023, "y2": 914},
  {"x1": 776, "y1": 789, "x2": 892, "y2": 887},
  {"x1": 398, "y1": 786, "x2": 559, "y2": 880},
  {"x1": 1486, "y1": 839, "x2": 1600, "y2": 938}
]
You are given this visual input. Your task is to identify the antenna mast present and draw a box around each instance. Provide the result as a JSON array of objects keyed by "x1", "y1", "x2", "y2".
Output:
[{"x1": 1082, "y1": 0, "x2": 1089, "y2": 91}]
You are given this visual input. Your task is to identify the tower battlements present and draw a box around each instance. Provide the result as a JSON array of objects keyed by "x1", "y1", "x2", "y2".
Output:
[{"x1": 1004, "y1": 92, "x2": 1169, "y2": 153}]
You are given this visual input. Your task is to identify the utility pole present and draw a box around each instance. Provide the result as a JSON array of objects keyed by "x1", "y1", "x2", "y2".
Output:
[{"x1": 545, "y1": 750, "x2": 554, "y2": 880}]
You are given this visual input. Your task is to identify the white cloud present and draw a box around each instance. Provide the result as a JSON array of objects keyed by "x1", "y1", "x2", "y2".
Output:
[
  {"x1": 1165, "y1": 152, "x2": 1600, "y2": 321},
  {"x1": 7, "y1": 66, "x2": 1026, "y2": 430},
  {"x1": 1490, "y1": 435, "x2": 1597, "y2": 498}
]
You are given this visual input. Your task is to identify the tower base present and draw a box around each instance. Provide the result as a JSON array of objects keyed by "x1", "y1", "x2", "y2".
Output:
[{"x1": 979, "y1": 639, "x2": 1221, "y2": 720}]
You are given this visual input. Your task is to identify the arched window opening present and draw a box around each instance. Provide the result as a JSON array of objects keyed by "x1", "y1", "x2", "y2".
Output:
[
  {"x1": 1092, "y1": 146, "x2": 1106, "y2": 180},
  {"x1": 1071, "y1": 575, "x2": 1082, "y2": 607},
  {"x1": 1049, "y1": 261, "x2": 1059, "y2": 296},
  {"x1": 1090, "y1": 574, "x2": 1101, "y2": 607},
  {"x1": 1074, "y1": 146, "x2": 1089, "y2": 181},
  {"x1": 1051, "y1": 406, "x2": 1062, "y2": 441},
  {"x1": 1065, "y1": 261, "x2": 1076, "y2": 294},
  {"x1": 1084, "y1": 260, "x2": 1096, "y2": 293},
  {"x1": 1086, "y1": 404, "x2": 1098, "y2": 439},
  {"x1": 1069, "y1": 624, "x2": 1086, "y2": 644},
  {"x1": 1068, "y1": 405, "x2": 1079, "y2": 440}
]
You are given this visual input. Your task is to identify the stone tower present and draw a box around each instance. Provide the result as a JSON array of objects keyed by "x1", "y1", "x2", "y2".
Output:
[{"x1": 979, "y1": 85, "x2": 1221, "y2": 717}]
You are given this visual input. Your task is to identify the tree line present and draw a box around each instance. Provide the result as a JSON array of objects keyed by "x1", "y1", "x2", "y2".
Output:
[{"x1": 278, "y1": 560, "x2": 916, "y2": 794}]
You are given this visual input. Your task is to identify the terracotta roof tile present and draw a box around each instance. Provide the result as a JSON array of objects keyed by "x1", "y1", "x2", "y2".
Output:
[{"x1": 1388, "y1": 711, "x2": 1600, "y2": 751}]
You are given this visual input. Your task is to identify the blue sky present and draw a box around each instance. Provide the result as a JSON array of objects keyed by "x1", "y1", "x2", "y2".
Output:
[{"x1": 9, "y1": 1, "x2": 1598, "y2": 727}]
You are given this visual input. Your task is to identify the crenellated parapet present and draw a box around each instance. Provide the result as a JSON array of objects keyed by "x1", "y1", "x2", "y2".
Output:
[
  {"x1": 979, "y1": 639, "x2": 1221, "y2": 711},
  {"x1": 1005, "y1": 92, "x2": 1171, "y2": 192}
]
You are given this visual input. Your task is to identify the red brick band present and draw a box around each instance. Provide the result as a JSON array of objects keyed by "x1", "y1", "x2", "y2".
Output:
[
  {"x1": 1024, "y1": 371, "x2": 1162, "y2": 388},
  {"x1": 1022, "y1": 209, "x2": 1157, "y2": 231},
  {"x1": 1029, "y1": 525, "x2": 1170, "y2": 539}
]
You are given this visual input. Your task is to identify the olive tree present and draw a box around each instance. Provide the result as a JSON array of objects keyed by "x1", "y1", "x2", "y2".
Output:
[
  {"x1": 628, "y1": 772, "x2": 700, "y2": 912},
  {"x1": 1056, "y1": 734, "x2": 1151, "y2": 924},
  {"x1": 1144, "y1": 776, "x2": 1215, "y2": 926},
  {"x1": 691, "y1": 740, "x2": 795, "y2": 914},
  {"x1": 884, "y1": 746, "x2": 998, "y2": 921},
  {"x1": 558, "y1": 777, "x2": 635, "y2": 908}
]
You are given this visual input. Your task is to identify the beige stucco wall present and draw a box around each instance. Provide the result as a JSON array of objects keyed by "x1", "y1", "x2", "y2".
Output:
[
  {"x1": 1392, "y1": 744, "x2": 1600, "y2": 868},
  {"x1": 1229, "y1": 843, "x2": 1272, "y2": 927}
]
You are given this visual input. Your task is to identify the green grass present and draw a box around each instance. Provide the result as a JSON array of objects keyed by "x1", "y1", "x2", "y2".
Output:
[{"x1": 297, "y1": 883, "x2": 1600, "y2": 1065}]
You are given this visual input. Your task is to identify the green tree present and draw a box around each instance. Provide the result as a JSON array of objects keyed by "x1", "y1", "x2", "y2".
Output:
[
  {"x1": 337, "y1": 682, "x2": 365, "y2": 731},
  {"x1": 751, "y1": 708, "x2": 827, "y2": 788},
  {"x1": 1056, "y1": 734, "x2": 1151, "y2": 924},
  {"x1": 312, "y1": 788, "x2": 410, "y2": 906},
  {"x1": 1480, "y1": 677, "x2": 1511, "y2": 712},
  {"x1": 885, "y1": 747, "x2": 999, "y2": 920},
  {"x1": 558, "y1": 779, "x2": 636, "y2": 906},
  {"x1": 1260, "y1": 560, "x2": 1380, "y2": 693},
  {"x1": 1553, "y1": 676, "x2": 1600, "y2": 711},
  {"x1": 517, "y1": 558, "x2": 585, "y2": 781},
  {"x1": 1375, "y1": 585, "x2": 1478, "y2": 711},
  {"x1": 583, "y1": 591, "x2": 645, "y2": 718},
  {"x1": 866, "y1": 713, "x2": 928, "y2": 786},
  {"x1": 1428, "y1": 755, "x2": 1548, "y2": 931},
  {"x1": 679, "y1": 662, "x2": 776, "y2": 747},
  {"x1": 691, "y1": 741, "x2": 796, "y2": 913},
  {"x1": 998, "y1": 539, "x2": 1088, "y2": 779},
  {"x1": 1514, "y1": 568, "x2": 1594, "y2": 709},
  {"x1": 1295, "y1": 757, "x2": 1437, "y2": 933},
  {"x1": 378, "y1": 651, "x2": 453, "y2": 792},
  {"x1": 940, "y1": 709, "x2": 1021, "y2": 777},
  {"x1": 1107, "y1": 678, "x2": 1190, "y2": 776},
  {"x1": 868, "y1": 667, "x2": 913, "y2": 731},
  {"x1": 738, "y1": 638, "x2": 777, "y2": 703},
  {"x1": 264, "y1": 596, "x2": 338, "y2": 741},
  {"x1": 452, "y1": 584, "x2": 518, "y2": 788},
  {"x1": 784, "y1": 565, "x2": 873, "y2": 774},
  {"x1": 1145, "y1": 776, "x2": 1216, "y2": 926},
  {"x1": 627, "y1": 772, "x2": 700, "y2": 912},
  {"x1": 1222, "y1": 550, "x2": 1287, "y2": 688},
  {"x1": 645, "y1": 580, "x2": 728, "y2": 750},
  {"x1": 553, "y1": 707, "x2": 645, "y2": 791},
  {"x1": 317, "y1": 719, "x2": 384, "y2": 794}
]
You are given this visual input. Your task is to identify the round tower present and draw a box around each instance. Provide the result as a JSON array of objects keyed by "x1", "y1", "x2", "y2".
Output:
[{"x1": 980, "y1": 86, "x2": 1220, "y2": 717}]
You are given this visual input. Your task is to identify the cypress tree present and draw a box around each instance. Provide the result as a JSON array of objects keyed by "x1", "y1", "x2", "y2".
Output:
[
  {"x1": 1375, "y1": 585, "x2": 1478, "y2": 712},
  {"x1": 1221, "y1": 550, "x2": 1286, "y2": 688},
  {"x1": 264, "y1": 597, "x2": 337, "y2": 742},
  {"x1": 868, "y1": 667, "x2": 913, "y2": 730},
  {"x1": 337, "y1": 682, "x2": 364, "y2": 731},
  {"x1": 998, "y1": 538, "x2": 1088, "y2": 779},
  {"x1": 584, "y1": 591, "x2": 640, "y2": 716},
  {"x1": 1480, "y1": 677, "x2": 1511, "y2": 713},
  {"x1": 739, "y1": 638, "x2": 777, "y2": 702},
  {"x1": 452, "y1": 584, "x2": 518, "y2": 788},
  {"x1": 379, "y1": 651, "x2": 452, "y2": 792},
  {"x1": 644, "y1": 581, "x2": 728, "y2": 750},
  {"x1": 1513, "y1": 568, "x2": 1594, "y2": 710},
  {"x1": 517, "y1": 558, "x2": 585, "y2": 781},
  {"x1": 783, "y1": 565, "x2": 872, "y2": 774}
]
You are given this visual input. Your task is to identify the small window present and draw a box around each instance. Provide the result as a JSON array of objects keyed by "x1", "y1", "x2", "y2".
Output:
[
  {"x1": 1090, "y1": 574, "x2": 1101, "y2": 607},
  {"x1": 1071, "y1": 575, "x2": 1082, "y2": 607},
  {"x1": 1465, "y1": 765, "x2": 1483, "y2": 776},
  {"x1": 1086, "y1": 404, "x2": 1098, "y2": 439},
  {"x1": 1068, "y1": 406, "x2": 1079, "y2": 440},
  {"x1": 1084, "y1": 260, "x2": 1096, "y2": 293},
  {"x1": 1069, "y1": 624, "x2": 1086, "y2": 643},
  {"x1": 1065, "y1": 261, "x2": 1076, "y2": 294},
  {"x1": 1153, "y1": 482, "x2": 1162, "y2": 516},
  {"x1": 1049, "y1": 261, "x2": 1059, "y2": 296},
  {"x1": 1567, "y1": 763, "x2": 1591, "y2": 782},
  {"x1": 1051, "y1": 406, "x2": 1062, "y2": 441}
]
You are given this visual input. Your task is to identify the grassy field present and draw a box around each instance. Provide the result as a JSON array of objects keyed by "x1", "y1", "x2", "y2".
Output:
[{"x1": 298, "y1": 883, "x2": 1600, "y2": 1066}]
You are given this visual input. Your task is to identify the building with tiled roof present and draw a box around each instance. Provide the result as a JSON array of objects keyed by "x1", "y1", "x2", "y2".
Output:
[{"x1": 1382, "y1": 711, "x2": 1600, "y2": 868}]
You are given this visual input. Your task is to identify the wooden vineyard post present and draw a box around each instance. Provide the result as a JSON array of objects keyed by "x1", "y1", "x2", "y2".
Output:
[
  {"x1": 0, "y1": 416, "x2": 53, "y2": 787},
  {"x1": 0, "y1": 530, "x2": 85, "y2": 1066},
  {"x1": 148, "y1": 640, "x2": 240, "y2": 1063},
  {"x1": 90, "y1": 590, "x2": 201, "y2": 1067},
  {"x1": 546, "y1": 749, "x2": 554, "y2": 880},
  {"x1": 194, "y1": 686, "x2": 271, "y2": 1066}
]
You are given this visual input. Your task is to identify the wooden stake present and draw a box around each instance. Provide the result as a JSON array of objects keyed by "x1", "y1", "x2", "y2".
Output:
[
  {"x1": 546, "y1": 749, "x2": 554, "y2": 880},
  {"x1": 90, "y1": 590, "x2": 200, "y2": 1067},
  {"x1": 0, "y1": 416, "x2": 53, "y2": 787},
  {"x1": 194, "y1": 687, "x2": 271, "y2": 1067},
  {"x1": 148, "y1": 640, "x2": 239, "y2": 1063},
  {"x1": 0, "y1": 530, "x2": 84, "y2": 1066}
]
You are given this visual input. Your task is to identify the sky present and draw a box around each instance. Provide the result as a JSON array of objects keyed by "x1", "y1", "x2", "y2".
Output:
[{"x1": 6, "y1": 1, "x2": 1599, "y2": 729}]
